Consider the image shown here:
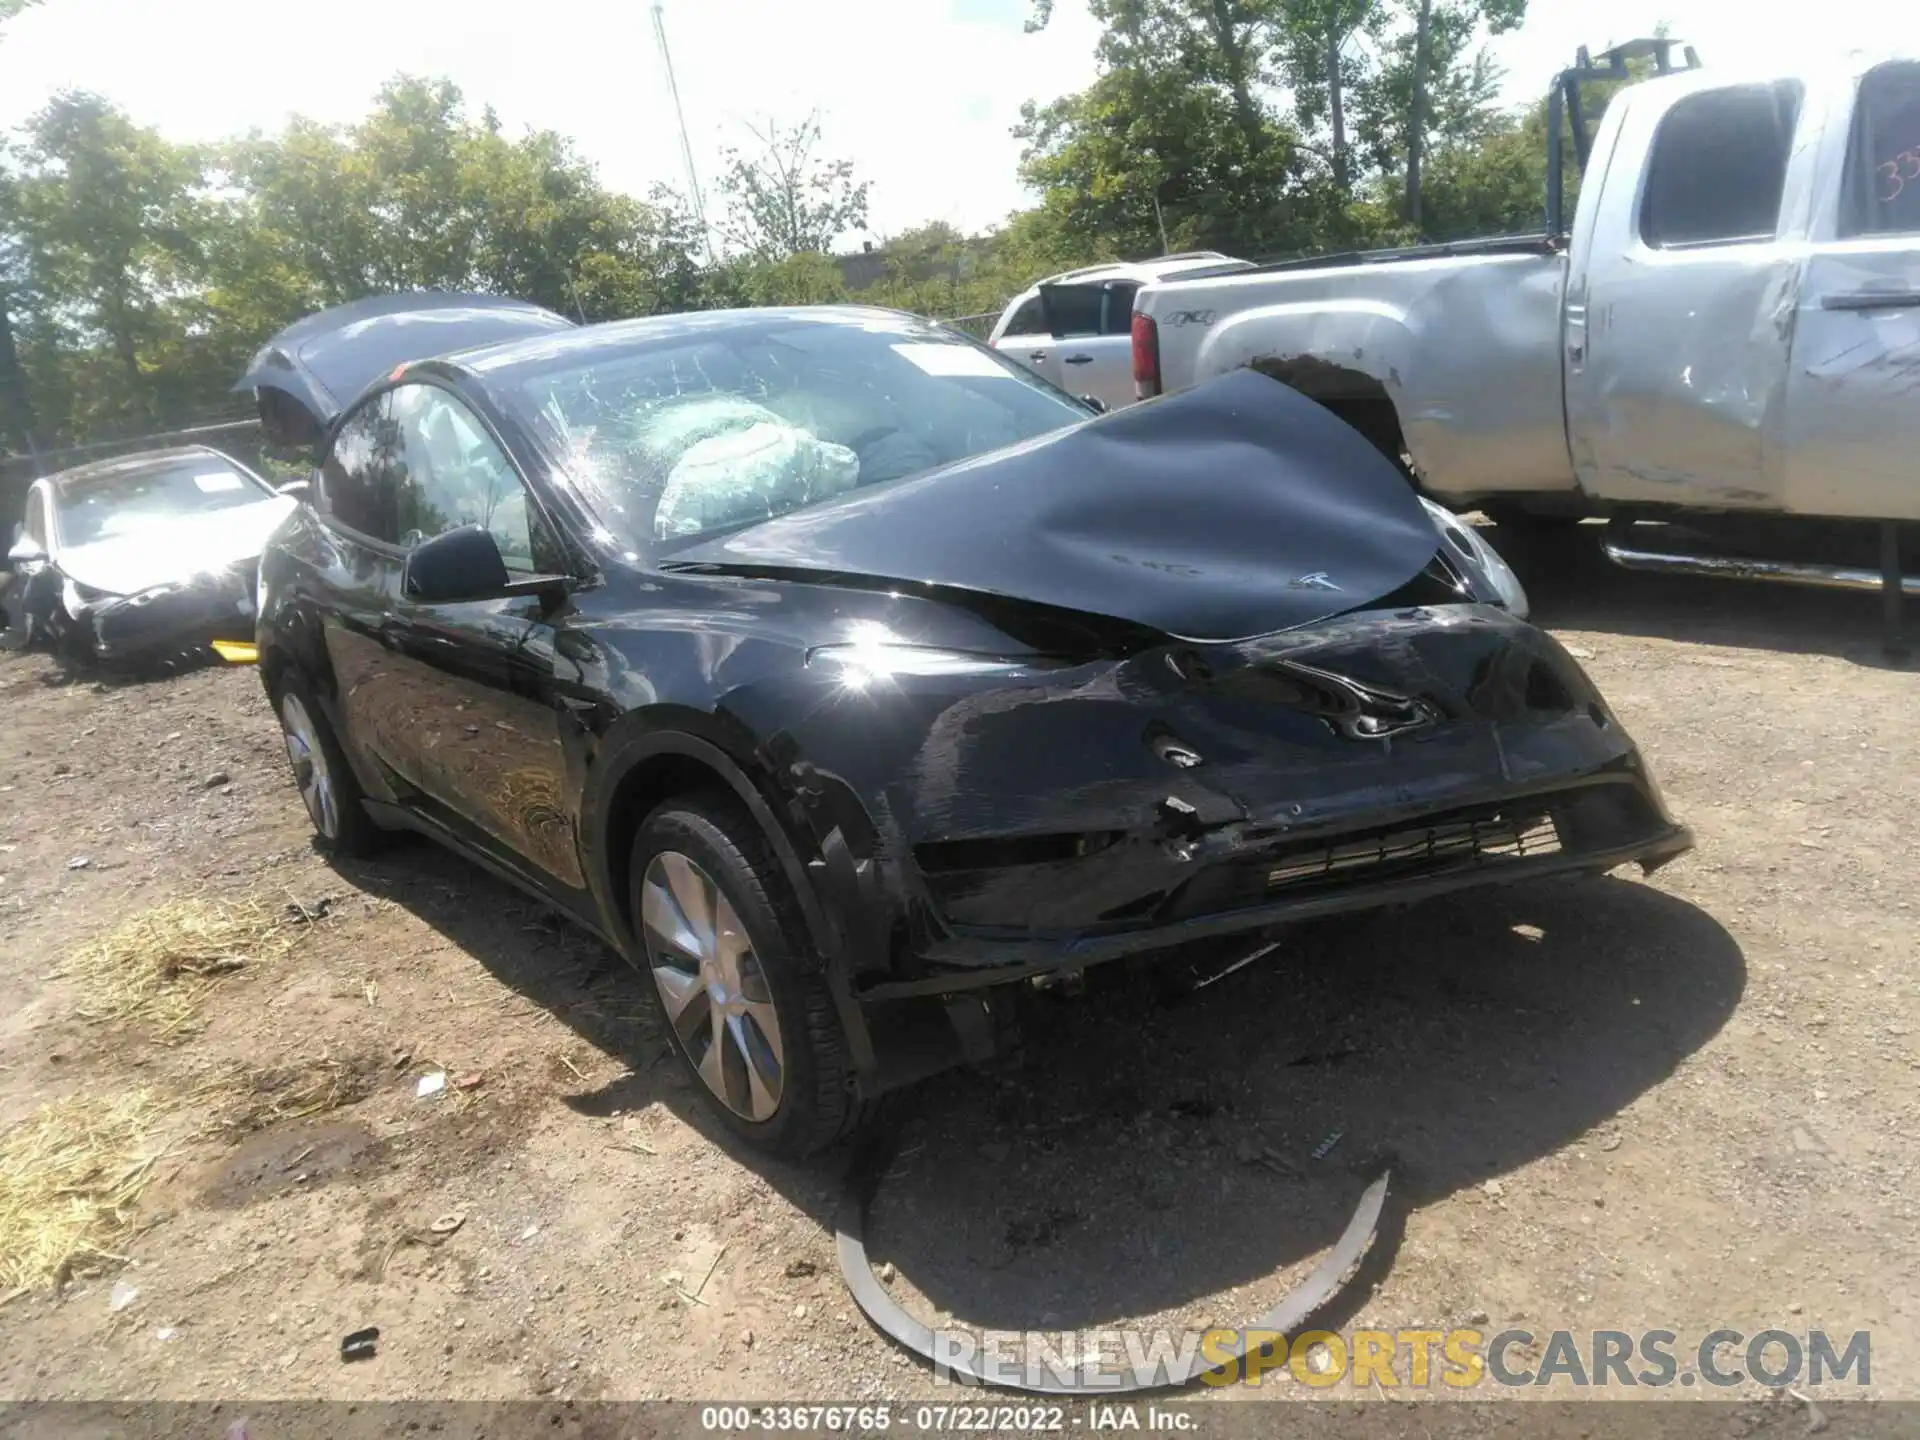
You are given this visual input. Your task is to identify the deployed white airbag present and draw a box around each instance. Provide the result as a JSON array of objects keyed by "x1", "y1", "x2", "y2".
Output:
[{"x1": 648, "y1": 397, "x2": 860, "y2": 539}]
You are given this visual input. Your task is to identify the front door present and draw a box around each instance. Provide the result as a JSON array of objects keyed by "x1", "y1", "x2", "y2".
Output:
[
  {"x1": 1565, "y1": 79, "x2": 1808, "y2": 509},
  {"x1": 376, "y1": 382, "x2": 588, "y2": 895},
  {"x1": 1783, "y1": 60, "x2": 1920, "y2": 520}
]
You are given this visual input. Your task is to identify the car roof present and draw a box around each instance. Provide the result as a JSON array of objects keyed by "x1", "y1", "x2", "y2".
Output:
[
  {"x1": 443, "y1": 304, "x2": 948, "y2": 381},
  {"x1": 44, "y1": 445, "x2": 246, "y2": 500},
  {"x1": 1023, "y1": 251, "x2": 1252, "y2": 293}
]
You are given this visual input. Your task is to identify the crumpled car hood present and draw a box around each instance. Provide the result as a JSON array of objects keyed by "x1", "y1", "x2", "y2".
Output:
[
  {"x1": 666, "y1": 369, "x2": 1444, "y2": 643},
  {"x1": 57, "y1": 496, "x2": 295, "y2": 596}
]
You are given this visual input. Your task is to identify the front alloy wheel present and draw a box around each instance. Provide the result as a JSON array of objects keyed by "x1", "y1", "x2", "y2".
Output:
[{"x1": 640, "y1": 850, "x2": 785, "y2": 1122}]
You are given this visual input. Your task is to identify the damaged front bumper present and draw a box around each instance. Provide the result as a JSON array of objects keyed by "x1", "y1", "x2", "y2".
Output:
[
  {"x1": 764, "y1": 603, "x2": 1693, "y2": 1005},
  {"x1": 870, "y1": 768, "x2": 1690, "y2": 997},
  {"x1": 72, "y1": 564, "x2": 260, "y2": 661}
]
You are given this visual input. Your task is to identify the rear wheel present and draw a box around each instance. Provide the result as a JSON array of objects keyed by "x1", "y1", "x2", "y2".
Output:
[
  {"x1": 631, "y1": 793, "x2": 866, "y2": 1157},
  {"x1": 273, "y1": 676, "x2": 384, "y2": 857}
]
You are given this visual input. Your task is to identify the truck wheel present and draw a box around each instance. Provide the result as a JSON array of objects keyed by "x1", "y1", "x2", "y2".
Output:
[{"x1": 630, "y1": 791, "x2": 869, "y2": 1158}]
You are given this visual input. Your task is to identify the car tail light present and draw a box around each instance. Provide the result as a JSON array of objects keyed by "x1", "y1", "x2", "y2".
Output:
[{"x1": 1131, "y1": 312, "x2": 1161, "y2": 399}]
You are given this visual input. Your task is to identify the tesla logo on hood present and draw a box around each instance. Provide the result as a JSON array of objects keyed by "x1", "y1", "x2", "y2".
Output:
[{"x1": 1289, "y1": 571, "x2": 1340, "y2": 592}]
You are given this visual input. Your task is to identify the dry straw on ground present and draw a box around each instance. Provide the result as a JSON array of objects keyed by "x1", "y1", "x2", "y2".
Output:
[
  {"x1": 214, "y1": 1052, "x2": 378, "y2": 1135},
  {"x1": 65, "y1": 896, "x2": 295, "y2": 1039},
  {"x1": 0, "y1": 1090, "x2": 163, "y2": 1295}
]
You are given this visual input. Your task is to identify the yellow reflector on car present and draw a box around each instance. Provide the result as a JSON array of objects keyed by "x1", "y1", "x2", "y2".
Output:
[{"x1": 211, "y1": 640, "x2": 258, "y2": 664}]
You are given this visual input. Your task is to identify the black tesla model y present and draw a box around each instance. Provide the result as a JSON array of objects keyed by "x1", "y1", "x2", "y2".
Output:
[{"x1": 242, "y1": 294, "x2": 1691, "y2": 1156}]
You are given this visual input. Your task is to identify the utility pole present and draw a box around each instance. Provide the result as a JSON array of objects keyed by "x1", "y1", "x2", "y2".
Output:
[{"x1": 651, "y1": 0, "x2": 713, "y2": 262}]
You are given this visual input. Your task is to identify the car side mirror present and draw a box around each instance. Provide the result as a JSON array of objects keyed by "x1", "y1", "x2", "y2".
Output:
[
  {"x1": 276, "y1": 479, "x2": 311, "y2": 499},
  {"x1": 1080, "y1": 395, "x2": 1108, "y2": 414},
  {"x1": 6, "y1": 535, "x2": 47, "y2": 569},
  {"x1": 401, "y1": 524, "x2": 567, "y2": 608}
]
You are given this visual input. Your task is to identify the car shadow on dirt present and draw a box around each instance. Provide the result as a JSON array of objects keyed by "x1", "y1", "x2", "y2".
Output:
[
  {"x1": 341, "y1": 837, "x2": 1744, "y2": 1340},
  {"x1": 1490, "y1": 522, "x2": 1915, "y2": 668}
]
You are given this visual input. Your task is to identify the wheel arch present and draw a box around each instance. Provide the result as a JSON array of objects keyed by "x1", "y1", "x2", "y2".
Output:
[{"x1": 586, "y1": 718, "x2": 845, "y2": 982}]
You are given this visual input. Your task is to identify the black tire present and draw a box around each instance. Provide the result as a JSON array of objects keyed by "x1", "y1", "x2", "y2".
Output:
[
  {"x1": 630, "y1": 791, "x2": 867, "y2": 1158},
  {"x1": 269, "y1": 671, "x2": 386, "y2": 858}
]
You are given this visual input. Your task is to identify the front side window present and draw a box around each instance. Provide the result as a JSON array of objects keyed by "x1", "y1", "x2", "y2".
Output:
[
  {"x1": 24, "y1": 490, "x2": 48, "y2": 548},
  {"x1": 1640, "y1": 81, "x2": 1802, "y2": 248},
  {"x1": 499, "y1": 314, "x2": 1088, "y2": 552},
  {"x1": 1040, "y1": 283, "x2": 1104, "y2": 337},
  {"x1": 1844, "y1": 62, "x2": 1920, "y2": 236},
  {"x1": 387, "y1": 384, "x2": 553, "y2": 573}
]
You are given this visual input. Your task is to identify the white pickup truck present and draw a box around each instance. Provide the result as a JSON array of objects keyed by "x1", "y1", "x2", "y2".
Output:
[{"x1": 1129, "y1": 44, "x2": 1920, "y2": 625}]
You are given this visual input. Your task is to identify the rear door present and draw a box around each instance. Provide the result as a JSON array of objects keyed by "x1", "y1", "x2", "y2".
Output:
[
  {"x1": 1782, "y1": 61, "x2": 1920, "y2": 519},
  {"x1": 1564, "y1": 79, "x2": 1808, "y2": 508},
  {"x1": 1040, "y1": 280, "x2": 1138, "y2": 409},
  {"x1": 992, "y1": 294, "x2": 1060, "y2": 387}
]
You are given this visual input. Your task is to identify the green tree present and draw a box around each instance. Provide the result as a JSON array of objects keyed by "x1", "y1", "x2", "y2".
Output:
[
  {"x1": 10, "y1": 93, "x2": 210, "y2": 433},
  {"x1": 715, "y1": 112, "x2": 870, "y2": 263},
  {"x1": 1361, "y1": 0, "x2": 1525, "y2": 226}
]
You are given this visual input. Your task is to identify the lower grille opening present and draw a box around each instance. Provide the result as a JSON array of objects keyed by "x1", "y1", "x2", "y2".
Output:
[
  {"x1": 1263, "y1": 809, "x2": 1560, "y2": 890},
  {"x1": 1160, "y1": 789, "x2": 1637, "y2": 924}
]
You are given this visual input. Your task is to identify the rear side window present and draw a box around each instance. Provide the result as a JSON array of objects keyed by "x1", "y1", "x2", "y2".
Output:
[
  {"x1": 318, "y1": 395, "x2": 402, "y2": 543},
  {"x1": 1640, "y1": 81, "x2": 1802, "y2": 248},
  {"x1": 1844, "y1": 62, "x2": 1920, "y2": 236},
  {"x1": 1100, "y1": 282, "x2": 1139, "y2": 336},
  {"x1": 1002, "y1": 296, "x2": 1045, "y2": 335}
]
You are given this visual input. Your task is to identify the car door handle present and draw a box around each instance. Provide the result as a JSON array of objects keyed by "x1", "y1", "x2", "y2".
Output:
[
  {"x1": 1062, "y1": 354, "x2": 1094, "y2": 365},
  {"x1": 1819, "y1": 291, "x2": 1920, "y2": 312},
  {"x1": 1028, "y1": 350, "x2": 1047, "y2": 362}
]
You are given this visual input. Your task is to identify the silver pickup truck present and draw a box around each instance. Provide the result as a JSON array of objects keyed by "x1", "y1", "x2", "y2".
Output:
[{"x1": 1131, "y1": 44, "x2": 1920, "y2": 622}]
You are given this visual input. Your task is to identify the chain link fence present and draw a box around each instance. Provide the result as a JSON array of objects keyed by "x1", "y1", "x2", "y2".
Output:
[{"x1": 939, "y1": 311, "x2": 1001, "y2": 341}]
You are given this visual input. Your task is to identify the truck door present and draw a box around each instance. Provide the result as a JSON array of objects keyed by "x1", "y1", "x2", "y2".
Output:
[
  {"x1": 1565, "y1": 79, "x2": 1807, "y2": 509},
  {"x1": 1782, "y1": 61, "x2": 1920, "y2": 520},
  {"x1": 1040, "y1": 279, "x2": 1139, "y2": 410}
]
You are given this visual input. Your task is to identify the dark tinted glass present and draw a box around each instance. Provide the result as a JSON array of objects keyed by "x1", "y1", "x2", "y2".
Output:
[
  {"x1": 1041, "y1": 283, "x2": 1104, "y2": 337},
  {"x1": 1640, "y1": 82, "x2": 1802, "y2": 248},
  {"x1": 319, "y1": 395, "x2": 404, "y2": 542},
  {"x1": 1845, "y1": 62, "x2": 1920, "y2": 235}
]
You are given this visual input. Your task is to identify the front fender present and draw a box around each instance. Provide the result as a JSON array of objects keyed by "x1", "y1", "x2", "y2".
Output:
[{"x1": 582, "y1": 714, "x2": 881, "y2": 1072}]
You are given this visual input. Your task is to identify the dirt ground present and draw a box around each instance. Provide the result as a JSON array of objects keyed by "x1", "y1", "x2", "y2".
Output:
[{"x1": 0, "y1": 532, "x2": 1916, "y2": 1406}]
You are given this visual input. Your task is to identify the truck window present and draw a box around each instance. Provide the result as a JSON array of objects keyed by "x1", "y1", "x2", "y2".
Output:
[
  {"x1": 1099, "y1": 282, "x2": 1140, "y2": 336},
  {"x1": 1040, "y1": 284, "x2": 1105, "y2": 338},
  {"x1": 1003, "y1": 296, "x2": 1045, "y2": 336},
  {"x1": 1639, "y1": 81, "x2": 1803, "y2": 249},
  {"x1": 1843, "y1": 62, "x2": 1920, "y2": 236}
]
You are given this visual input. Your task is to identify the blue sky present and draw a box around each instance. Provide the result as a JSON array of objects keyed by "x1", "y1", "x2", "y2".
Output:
[{"x1": 0, "y1": 0, "x2": 1904, "y2": 239}]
